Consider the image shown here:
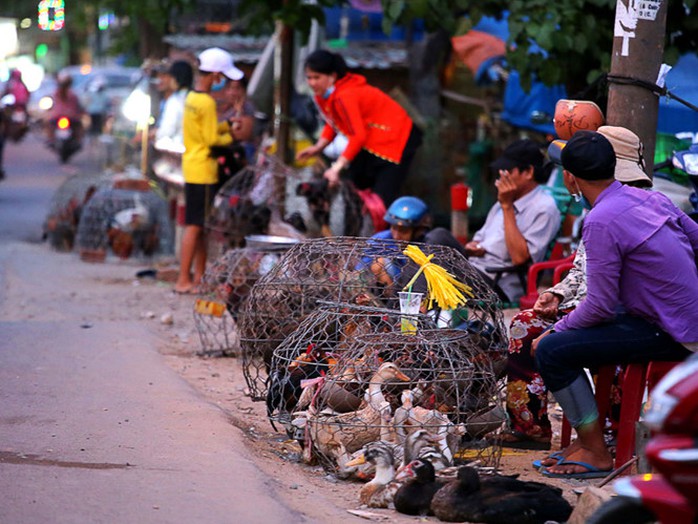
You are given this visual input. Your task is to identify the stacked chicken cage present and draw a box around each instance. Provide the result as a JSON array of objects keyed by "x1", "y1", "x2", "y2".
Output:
[
  {"x1": 206, "y1": 153, "x2": 305, "y2": 259},
  {"x1": 238, "y1": 236, "x2": 506, "y2": 401},
  {"x1": 268, "y1": 319, "x2": 505, "y2": 474}
]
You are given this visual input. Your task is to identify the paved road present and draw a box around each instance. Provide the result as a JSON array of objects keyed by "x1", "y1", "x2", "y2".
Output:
[{"x1": 0, "y1": 135, "x2": 306, "y2": 523}]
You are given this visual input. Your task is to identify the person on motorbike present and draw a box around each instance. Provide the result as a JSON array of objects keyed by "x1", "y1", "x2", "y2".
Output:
[
  {"x1": 45, "y1": 71, "x2": 86, "y2": 147},
  {"x1": 0, "y1": 69, "x2": 31, "y2": 162},
  {"x1": 3, "y1": 69, "x2": 30, "y2": 110}
]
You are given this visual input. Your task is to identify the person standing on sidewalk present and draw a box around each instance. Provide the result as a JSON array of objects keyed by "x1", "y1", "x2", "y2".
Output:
[{"x1": 174, "y1": 48, "x2": 242, "y2": 294}]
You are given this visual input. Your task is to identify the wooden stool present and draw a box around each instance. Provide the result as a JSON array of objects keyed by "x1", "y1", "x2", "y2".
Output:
[{"x1": 560, "y1": 361, "x2": 680, "y2": 474}]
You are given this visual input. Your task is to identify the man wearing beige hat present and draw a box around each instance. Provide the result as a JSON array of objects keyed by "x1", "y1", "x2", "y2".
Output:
[{"x1": 597, "y1": 126, "x2": 652, "y2": 188}]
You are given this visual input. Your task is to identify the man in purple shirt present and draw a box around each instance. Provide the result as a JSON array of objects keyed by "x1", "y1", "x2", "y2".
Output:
[{"x1": 532, "y1": 131, "x2": 698, "y2": 479}]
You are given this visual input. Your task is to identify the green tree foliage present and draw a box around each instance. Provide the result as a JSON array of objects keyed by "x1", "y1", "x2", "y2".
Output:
[
  {"x1": 89, "y1": 0, "x2": 196, "y2": 58},
  {"x1": 238, "y1": 0, "x2": 696, "y2": 93},
  {"x1": 380, "y1": 0, "x2": 697, "y2": 91},
  {"x1": 239, "y1": 0, "x2": 342, "y2": 38}
]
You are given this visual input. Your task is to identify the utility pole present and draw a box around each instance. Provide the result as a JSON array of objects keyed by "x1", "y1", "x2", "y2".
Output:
[
  {"x1": 606, "y1": 0, "x2": 668, "y2": 174},
  {"x1": 273, "y1": 16, "x2": 294, "y2": 216}
]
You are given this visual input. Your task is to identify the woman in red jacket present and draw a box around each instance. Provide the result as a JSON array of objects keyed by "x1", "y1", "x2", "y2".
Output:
[{"x1": 295, "y1": 50, "x2": 422, "y2": 206}]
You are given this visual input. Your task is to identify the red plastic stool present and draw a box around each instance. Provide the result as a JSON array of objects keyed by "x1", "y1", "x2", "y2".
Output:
[
  {"x1": 614, "y1": 361, "x2": 679, "y2": 468},
  {"x1": 560, "y1": 361, "x2": 680, "y2": 474}
]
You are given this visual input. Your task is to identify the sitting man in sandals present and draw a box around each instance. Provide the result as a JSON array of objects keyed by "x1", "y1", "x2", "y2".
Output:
[
  {"x1": 501, "y1": 126, "x2": 655, "y2": 451},
  {"x1": 531, "y1": 131, "x2": 698, "y2": 479}
]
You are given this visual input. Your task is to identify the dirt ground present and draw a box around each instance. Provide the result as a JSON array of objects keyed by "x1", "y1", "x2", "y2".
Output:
[{"x1": 82, "y1": 256, "x2": 615, "y2": 522}]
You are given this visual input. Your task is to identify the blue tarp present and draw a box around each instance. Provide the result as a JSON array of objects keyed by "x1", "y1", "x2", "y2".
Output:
[
  {"x1": 501, "y1": 71, "x2": 567, "y2": 135},
  {"x1": 472, "y1": 14, "x2": 567, "y2": 135},
  {"x1": 323, "y1": 7, "x2": 424, "y2": 42},
  {"x1": 657, "y1": 53, "x2": 698, "y2": 135}
]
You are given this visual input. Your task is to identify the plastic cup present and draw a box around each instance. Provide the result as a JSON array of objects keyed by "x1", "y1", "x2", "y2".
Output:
[{"x1": 399, "y1": 291, "x2": 423, "y2": 334}]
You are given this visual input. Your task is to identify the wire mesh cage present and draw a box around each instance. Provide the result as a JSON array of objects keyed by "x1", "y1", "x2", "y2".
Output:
[
  {"x1": 238, "y1": 236, "x2": 507, "y2": 401},
  {"x1": 267, "y1": 300, "x2": 438, "y2": 422},
  {"x1": 193, "y1": 237, "x2": 300, "y2": 357},
  {"x1": 74, "y1": 182, "x2": 174, "y2": 262},
  {"x1": 43, "y1": 172, "x2": 112, "y2": 252},
  {"x1": 271, "y1": 326, "x2": 504, "y2": 475},
  {"x1": 206, "y1": 153, "x2": 305, "y2": 258}
]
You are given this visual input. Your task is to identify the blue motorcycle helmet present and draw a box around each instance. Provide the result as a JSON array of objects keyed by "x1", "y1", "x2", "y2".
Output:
[{"x1": 384, "y1": 196, "x2": 430, "y2": 228}]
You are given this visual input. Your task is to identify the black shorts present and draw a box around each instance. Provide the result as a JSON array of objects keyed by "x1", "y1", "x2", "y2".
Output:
[
  {"x1": 184, "y1": 182, "x2": 218, "y2": 227},
  {"x1": 347, "y1": 124, "x2": 423, "y2": 207}
]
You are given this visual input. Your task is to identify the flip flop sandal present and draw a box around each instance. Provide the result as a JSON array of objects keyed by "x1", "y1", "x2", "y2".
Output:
[
  {"x1": 539, "y1": 459, "x2": 613, "y2": 479},
  {"x1": 532, "y1": 451, "x2": 564, "y2": 469}
]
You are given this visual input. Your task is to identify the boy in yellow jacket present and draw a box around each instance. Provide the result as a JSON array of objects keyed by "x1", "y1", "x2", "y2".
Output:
[{"x1": 174, "y1": 47, "x2": 244, "y2": 294}]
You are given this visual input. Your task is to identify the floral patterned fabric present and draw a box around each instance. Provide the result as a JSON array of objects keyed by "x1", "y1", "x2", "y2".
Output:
[
  {"x1": 506, "y1": 300, "x2": 623, "y2": 441},
  {"x1": 506, "y1": 310, "x2": 556, "y2": 439}
]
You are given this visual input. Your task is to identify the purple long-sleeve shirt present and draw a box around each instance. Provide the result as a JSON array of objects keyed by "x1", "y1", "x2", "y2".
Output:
[{"x1": 555, "y1": 181, "x2": 698, "y2": 344}]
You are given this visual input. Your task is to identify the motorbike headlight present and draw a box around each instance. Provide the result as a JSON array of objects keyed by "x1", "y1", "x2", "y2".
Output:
[
  {"x1": 39, "y1": 96, "x2": 54, "y2": 111},
  {"x1": 644, "y1": 357, "x2": 698, "y2": 431}
]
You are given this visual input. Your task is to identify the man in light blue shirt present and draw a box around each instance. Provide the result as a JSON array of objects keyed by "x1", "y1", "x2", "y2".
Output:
[
  {"x1": 466, "y1": 139, "x2": 561, "y2": 301},
  {"x1": 534, "y1": 131, "x2": 696, "y2": 479}
]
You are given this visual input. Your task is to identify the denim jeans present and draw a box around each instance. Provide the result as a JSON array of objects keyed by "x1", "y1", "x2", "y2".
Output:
[{"x1": 535, "y1": 314, "x2": 690, "y2": 393}]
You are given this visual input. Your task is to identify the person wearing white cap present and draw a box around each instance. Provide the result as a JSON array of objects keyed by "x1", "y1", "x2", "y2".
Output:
[{"x1": 174, "y1": 47, "x2": 239, "y2": 294}]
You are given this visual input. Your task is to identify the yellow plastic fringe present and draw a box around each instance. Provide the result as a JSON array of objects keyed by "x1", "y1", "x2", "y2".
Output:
[{"x1": 403, "y1": 244, "x2": 474, "y2": 310}]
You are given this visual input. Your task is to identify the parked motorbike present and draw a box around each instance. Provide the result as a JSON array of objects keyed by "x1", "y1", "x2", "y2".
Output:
[
  {"x1": 0, "y1": 94, "x2": 29, "y2": 142},
  {"x1": 672, "y1": 143, "x2": 698, "y2": 221},
  {"x1": 50, "y1": 116, "x2": 82, "y2": 164},
  {"x1": 588, "y1": 352, "x2": 698, "y2": 523}
]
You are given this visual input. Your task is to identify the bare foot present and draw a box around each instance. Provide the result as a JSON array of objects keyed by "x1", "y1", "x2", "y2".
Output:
[
  {"x1": 174, "y1": 279, "x2": 195, "y2": 294},
  {"x1": 544, "y1": 446, "x2": 613, "y2": 476}
]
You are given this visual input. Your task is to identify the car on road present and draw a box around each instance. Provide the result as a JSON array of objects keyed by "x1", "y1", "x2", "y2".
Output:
[{"x1": 27, "y1": 65, "x2": 141, "y2": 123}]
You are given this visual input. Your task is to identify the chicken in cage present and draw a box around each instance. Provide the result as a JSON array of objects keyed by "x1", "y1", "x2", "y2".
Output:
[
  {"x1": 206, "y1": 153, "x2": 305, "y2": 258},
  {"x1": 266, "y1": 301, "x2": 438, "y2": 425},
  {"x1": 276, "y1": 328, "x2": 503, "y2": 476},
  {"x1": 43, "y1": 172, "x2": 110, "y2": 252},
  {"x1": 75, "y1": 184, "x2": 173, "y2": 262},
  {"x1": 193, "y1": 236, "x2": 299, "y2": 357},
  {"x1": 238, "y1": 236, "x2": 507, "y2": 401}
]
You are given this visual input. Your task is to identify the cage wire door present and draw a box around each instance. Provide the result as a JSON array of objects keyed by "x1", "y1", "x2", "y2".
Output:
[{"x1": 238, "y1": 236, "x2": 507, "y2": 401}]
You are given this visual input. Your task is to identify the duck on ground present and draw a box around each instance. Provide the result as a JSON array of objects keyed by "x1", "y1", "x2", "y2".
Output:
[
  {"x1": 394, "y1": 458, "x2": 447, "y2": 516},
  {"x1": 306, "y1": 362, "x2": 410, "y2": 469},
  {"x1": 339, "y1": 426, "x2": 441, "y2": 481},
  {"x1": 345, "y1": 441, "x2": 403, "y2": 508},
  {"x1": 430, "y1": 466, "x2": 573, "y2": 523}
]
